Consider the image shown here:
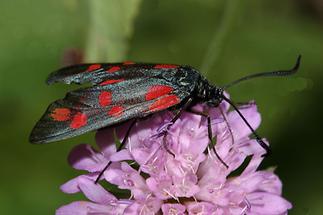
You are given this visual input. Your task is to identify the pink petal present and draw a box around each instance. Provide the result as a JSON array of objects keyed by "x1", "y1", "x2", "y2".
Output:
[
  {"x1": 131, "y1": 143, "x2": 167, "y2": 176},
  {"x1": 170, "y1": 113, "x2": 209, "y2": 158},
  {"x1": 238, "y1": 139, "x2": 267, "y2": 157},
  {"x1": 77, "y1": 176, "x2": 116, "y2": 204},
  {"x1": 197, "y1": 155, "x2": 227, "y2": 183},
  {"x1": 60, "y1": 175, "x2": 116, "y2": 204},
  {"x1": 176, "y1": 112, "x2": 203, "y2": 135},
  {"x1": 186, "y1": 202, "x2": 216, "y2": 214},
  {"x1": 68, "y1": 144, "x2": 105, "y2": 172},
  {"x1": 231, "y1": 171, "x2": 282, "y2": 195},
  {"x1": 95, "y1": 127, "x2": 117, "y2": 156},
  {"x1": 60, "y1": 173, "x2": 98, "y2": 194},
  {"x1": 104, "y1": 162, "x2": 149, "y2": 199},
  {"x1": 56, "y1": 201, "x2": 110, "y2": 215},
  {"x1": 247, "y1": 192, "x2": 292, "y2": 214},
  {"x1": 166, "y1": 157, "x2": 187, "y2": 178},
  {"x1": 161, "y1": 203, "x2": 186, "y2": 214},
  {"x1": 146, "y1": 176, "x2": 173, "y2": 200},
  {"x1": 221, "y1": 91, "x2": 231, "y2": 111},
  {"x1": 243, "y1": 171, "x2": 283, "y2": 195},
  {"x1": 97, "y1": 121, "x2": 135, "y2": 155},
  {"x1": 128, "y1": 114, "x2": 165, "y2": 149},
  {"x1": 103, "y1": 163, "x2": 124, "y2": 186},
  {"x1": 227, "y1": 103, "x2": 261, "y2": 140},
  {"x1": 225, "y1": 149, "x2": 248, "y2": 174},
  {"x1": 110, "y1": 149, "x2": 132, "y2": 161},
  {"x1": 123, "y1": 197, "x2": 162, "y2": 215},
  {"x1": 56, "y1": 201, "x2": 127, "y2": 215},
  {"x1": 172, "y1": 183, "x2": 200, "y2": 198},
  {"x1": 123, "y1": 203, "x2": 141, "y2": 215}
]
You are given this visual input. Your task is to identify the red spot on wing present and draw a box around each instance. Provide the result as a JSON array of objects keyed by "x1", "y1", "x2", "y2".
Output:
[
  {"x1": 100, "y1": 79, "x2": 124, "y2": 86},
  {"x1": 145, "y1": 85, "x2": 174, "y2": 101},
  {"x1": 107, "y1": 66, "x2": 121, "y2": 73},
  {"x1": 87, "y1": 64, "x2": 101, "y2": 72},
  {"x1": 154, "y1": 64, "x2": 178, "y2": 69},
  {"x1": 123, "y1": 61, "x2": 135, "y2": 65},
  {"x1": 108, "y1": 106, "x2": 124, "y2": 117},
  {"x1": 98, "y1": 91, "x2": 112, "y2": 107},
  {"x1": 70, "y1": 112, "x2": 87, "y2": 129},
  {"x1": 149, "y1": 95, "x2": 180, "y2": 112},
  {"x1": 51, "y1": 108, "x2": 71, "y2": 121}
]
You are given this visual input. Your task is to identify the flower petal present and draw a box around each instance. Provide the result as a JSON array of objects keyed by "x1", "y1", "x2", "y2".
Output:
[
  {"x1": 247, "y1": 192, "x2": 292, "y2": 214},
  {"x1": 186, "y1": 202, "x2": 216, "y2": 215},
  {"x1": 110, "y1": 149, "x2": 132, "y2": 162},
  {"x1": 123, "y1": 197, "x2": 162, "y2": 215},
  {"x1": 60, "y1": 173, "x2": 98, "y2": 194},
  {"x1": 146, "y1": 175, "x2": 173, "y2": 200},
  {"x1": 161, "y1": 203, "x2": 186, "y2": 214},
  {"x1": 238, "y1": 171, "x2": 283, "y2": 195},
  {"x1": 61, "y1": 175, "x2": 116, "y2": 204},
  {"x1": 68, "y1": 144, "x2": 105, "y2": 172},
  {"x1": 95, "y1": 127, "x2": 117, "y2": 156},
  {"x1": 56, "y1": 201, "x2": 127, "y2": 215},
  {"x1": 104, "y1": 162, "x2": 149, "y2": 199},
  {"x1": 77, "y1": 176, "x2": 117, "y2": 204},
  {"x1": 227, "y1": 103, "x2": 261, "y2": 140}
]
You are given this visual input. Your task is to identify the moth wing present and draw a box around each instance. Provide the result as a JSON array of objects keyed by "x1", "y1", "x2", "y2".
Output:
[
  {"x1": 30, "y1": 78, "x2": 190, "y2": 143},
  {"x1": 47, "y1": 63, "x2": 179, "y2": 85}
]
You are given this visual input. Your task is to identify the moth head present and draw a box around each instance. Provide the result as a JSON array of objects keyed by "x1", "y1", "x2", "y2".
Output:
[{"x1": 206, "y1": 87, "x2": 224, "y2": 107}]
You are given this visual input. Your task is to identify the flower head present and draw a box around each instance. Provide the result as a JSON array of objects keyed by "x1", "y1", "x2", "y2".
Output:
[{"x1": 57, "y1": 100, "x2": 292, "y2": 215}]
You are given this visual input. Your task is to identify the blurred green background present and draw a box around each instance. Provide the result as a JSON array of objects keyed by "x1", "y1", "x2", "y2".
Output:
[{"x1": 0, "y1": 0, "x2": 322, "y2": 214}]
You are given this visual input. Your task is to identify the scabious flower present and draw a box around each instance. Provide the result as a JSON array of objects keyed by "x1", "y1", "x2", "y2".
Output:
[{"x1": 56, "y1": 99, "x2": 292, "y2": 215}]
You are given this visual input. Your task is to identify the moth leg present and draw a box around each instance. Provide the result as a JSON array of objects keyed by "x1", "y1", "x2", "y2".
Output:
[
  {"x1": 187, "y1": 109, "x2": 229, "y2": 168},
  {"x1": 95, "y1": 119, "x2": 137, "y2": 183},
  {"x1": 218, "y1": 106, "x2": 234, "y2": 148},
  {"x1": 158, "y1": 98, "x2": 194, "y2": 154},
  {"x1": 153, "y1": 98, "x2": 194, "y2": 139}
]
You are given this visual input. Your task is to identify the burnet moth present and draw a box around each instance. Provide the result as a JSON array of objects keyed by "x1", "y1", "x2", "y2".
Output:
[{"x1": 30, "y1": 56, "x2": 301, "y2": 181}]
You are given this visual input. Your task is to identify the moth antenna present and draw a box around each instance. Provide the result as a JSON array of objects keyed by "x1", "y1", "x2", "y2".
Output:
[
  {"x1": 221, "y1": 95, "x2": 271, "y2": 156},
  {"x1": 223, "y1": 55, "x2": 301, "y2": 89}
]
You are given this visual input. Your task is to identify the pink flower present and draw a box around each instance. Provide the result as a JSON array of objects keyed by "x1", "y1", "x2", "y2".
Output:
[{"x1": 57, "y1": 100, "x2": 292, "y2": 215}]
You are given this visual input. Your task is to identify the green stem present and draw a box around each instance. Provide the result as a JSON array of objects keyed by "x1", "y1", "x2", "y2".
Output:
[
  {"x1": 200, "y1": 0, "x2": 240, "y2": 76},
  {"x1": 85, "y1": 0, "x2": 142, "y2": 62}
]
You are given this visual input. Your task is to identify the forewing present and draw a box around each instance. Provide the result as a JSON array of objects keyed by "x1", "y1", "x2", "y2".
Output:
[
  {"x1": 47, "y1": 63, "x2": 180, "y2": 85},
  {"x1": 30, "y1": 77, "x2": 190, "y2": 143}
]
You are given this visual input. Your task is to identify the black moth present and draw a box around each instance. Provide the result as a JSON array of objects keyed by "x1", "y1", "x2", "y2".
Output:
[{"x1": 30, "y1": 56, "x2": 301, "y2": 180}]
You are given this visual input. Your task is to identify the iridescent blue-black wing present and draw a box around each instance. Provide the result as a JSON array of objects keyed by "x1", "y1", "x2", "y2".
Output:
[
  {"x1": 46, "y1": 63, "x2": 180, "y2": 85},
  {"x1": 30, "y1": 63, "x2": 199, "y2": 143}
]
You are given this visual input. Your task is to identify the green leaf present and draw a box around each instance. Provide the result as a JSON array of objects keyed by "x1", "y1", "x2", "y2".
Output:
[{"x1": 85, "y1": 0, "x2": 142, "y2": 62}]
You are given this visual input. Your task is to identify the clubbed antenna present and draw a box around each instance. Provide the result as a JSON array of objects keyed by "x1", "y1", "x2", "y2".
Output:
[{"x1": 223, "y1": 55, "x2": 301, "y2": 89}]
